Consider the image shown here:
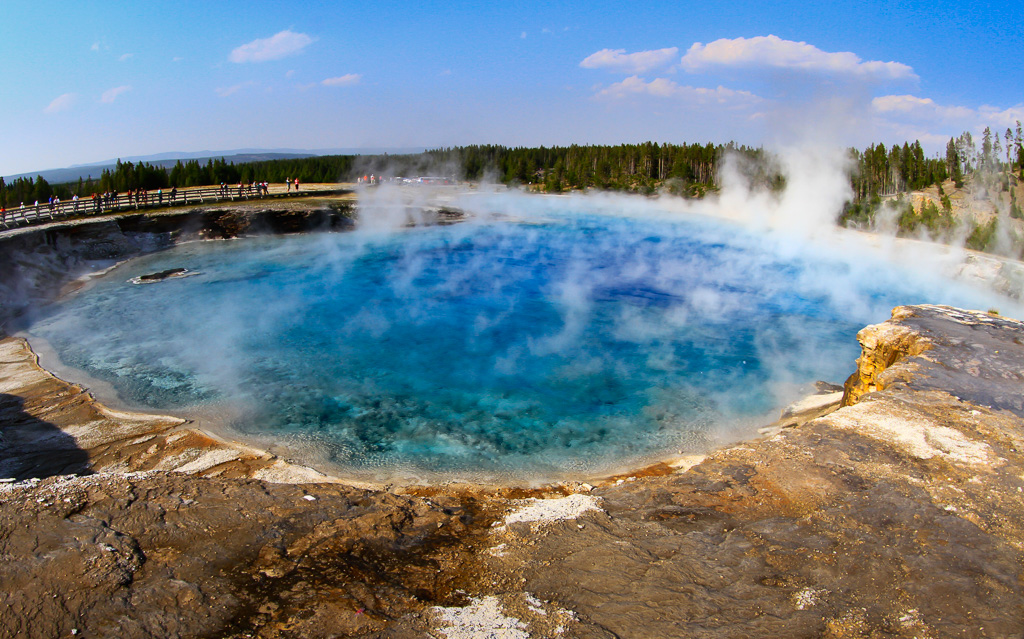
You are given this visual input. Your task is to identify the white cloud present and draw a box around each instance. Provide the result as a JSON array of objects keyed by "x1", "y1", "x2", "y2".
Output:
[
  {"x1": 172, "y1": 56, "x2": 184, "y2": 62},
  {"x1": 100, "y1": 85, "x2": 132, "y2": 103},
  {"x1": 979, "y1": 104, "x2": 1024, "y2": 129},
  {"x1": 119, "y1": 53, "x2": 134, "y2": 62},
  {"x1": 594, "y1": 76, "x2": 762, "y2": 105},
  {"x1": 872, "y1": 95, "x2": 1024, "y2": 128},
  {"x1": 871, "y1": 94, "x2": 932, "y2": 113},
  {"x1": 44, "y1": 93, "x2": 77, "y2": 113},
  {"x1": 520, "y1": 31, "x2": 527, "y2": 39},
  {"x1": 91, "y1": 42, "x2": 100, "y2": 52},
  {"x1": 871, "y1": 95, "x2": 973, "y2": 121},
  {"x1": 681, "y1": 35, "x2": 917, "y2": 81},
  {"x1": 868, "y1": 95, "x2": 1024, "y2": 150},
  {"x1": 215, "y1": 82, "x2": 256, "y2": 97},
  {"x1": 580, "y1": 47, "x2": 679, "y2": 74},
  {"x1": 322, "y1": 74, "x2": 361, "y2": 87},
  {"x1": 229, "y1": 29, "x2": 314, "y2": 63}
]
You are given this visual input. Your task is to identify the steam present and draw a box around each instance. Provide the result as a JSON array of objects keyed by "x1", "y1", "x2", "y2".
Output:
[
  {"x1": 18, "y1": 141, "x2": 1024, "y2": 481},
  {"x1": 707, "y1": 143, "x2": 854, "y2": 235},
  {"x1": 349, "y1": 141, "x2": 1019, "y2": 433},
  {"x1": 353, "y1": 182, "x2": 442, "y2": 231}
]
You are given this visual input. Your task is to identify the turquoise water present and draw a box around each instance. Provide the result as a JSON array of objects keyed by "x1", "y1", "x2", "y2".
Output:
[{"x1": 25, "y1": 210, "x2": 1003, "y2": 480}]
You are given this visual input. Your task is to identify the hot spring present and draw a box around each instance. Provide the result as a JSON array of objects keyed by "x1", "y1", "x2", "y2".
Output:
[{"x1": 23, "y1": 198, "x2": 1014, "y2": 483}]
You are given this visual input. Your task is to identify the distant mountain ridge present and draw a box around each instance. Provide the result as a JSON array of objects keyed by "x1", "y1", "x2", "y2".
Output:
[{"x1": 4, "y1": 147, "x2": 426, "y2": 185}]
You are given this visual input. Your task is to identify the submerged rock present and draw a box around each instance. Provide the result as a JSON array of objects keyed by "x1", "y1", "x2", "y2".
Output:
[
  {"x1": 131, "y1": 267, "x2": 194, "y2": 284},
  {"x1": 1, "y1": 304, "x2": 1024, "y2": 637}
]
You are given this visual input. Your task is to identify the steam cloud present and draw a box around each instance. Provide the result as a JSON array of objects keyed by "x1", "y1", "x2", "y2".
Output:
[{"x1": 19, "y1": 137, "x2": 1024, "y2": 482}]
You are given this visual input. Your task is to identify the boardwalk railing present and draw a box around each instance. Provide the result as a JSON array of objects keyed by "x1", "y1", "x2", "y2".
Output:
[{"x1": 0, "y1": 184, "x2": 349, "y2": 231}]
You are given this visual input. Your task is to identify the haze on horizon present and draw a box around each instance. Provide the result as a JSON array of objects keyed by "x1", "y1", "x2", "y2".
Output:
[{"x1": 2, "y1": 0, "x2": 1021, "y2": 179}]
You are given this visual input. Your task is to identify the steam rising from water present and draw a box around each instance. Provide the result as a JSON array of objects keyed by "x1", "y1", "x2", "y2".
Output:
[{"x1": 24, "y1": 179, "x2": 1017, "y2": 482}]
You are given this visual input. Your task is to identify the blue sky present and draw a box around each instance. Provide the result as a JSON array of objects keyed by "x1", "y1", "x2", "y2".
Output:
[{"x1": 2, "y1": 0, "x2": 1021, "y2": 178}]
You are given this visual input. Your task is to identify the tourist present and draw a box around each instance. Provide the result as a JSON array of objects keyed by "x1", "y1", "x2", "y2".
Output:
[
  {"x1": 286, "y1": 177, "x2": 291, "y2": 192},
  {"x1": 294, "y1": 178, "x2": 300, "y2": 191},
  {"x1": 170, "y1": 186, "x2": 177, "y2": 203}
]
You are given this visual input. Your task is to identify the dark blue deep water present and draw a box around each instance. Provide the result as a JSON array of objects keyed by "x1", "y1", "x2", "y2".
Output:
[{"x1": 25, "y1": 210, "x2": 1005, "y2": 481}]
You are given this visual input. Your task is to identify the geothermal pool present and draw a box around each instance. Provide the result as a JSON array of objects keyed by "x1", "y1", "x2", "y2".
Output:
[{"x1": 25, "y1": 207, "x2": 1007, "y2": 482}]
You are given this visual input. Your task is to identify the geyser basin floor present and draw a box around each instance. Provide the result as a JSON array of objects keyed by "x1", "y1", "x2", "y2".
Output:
[{"x1": 23, "y1": 209, "x2": 1009, "y2": 483}]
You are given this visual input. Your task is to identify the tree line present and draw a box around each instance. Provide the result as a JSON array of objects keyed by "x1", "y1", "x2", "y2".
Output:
[
  {"x1": 3, "y1": 128, "x2": 1022, "y2": 216},
  {"x1": 0, "y1": 142, "x2": 738, "y2": 207},
  {"x1": 0, "y1": 156, "x2": 361, "y2": 209},
  {"x1": 848, "y1": 125, "x2": 1023, "y2": 200},
  {"x1": 840, "y1": 123, "x2": 1024, "y2": 253}
]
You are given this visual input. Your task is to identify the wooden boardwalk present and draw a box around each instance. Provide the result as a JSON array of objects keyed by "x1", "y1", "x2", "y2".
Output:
[{"x1": 0, "y1": 183, "x2": 353, "y2": 231}]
